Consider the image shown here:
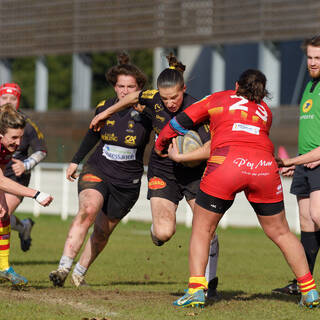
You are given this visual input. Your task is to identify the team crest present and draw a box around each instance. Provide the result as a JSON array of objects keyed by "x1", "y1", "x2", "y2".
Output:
[
  {"x1": 302, "y1": 99, "x2": 313, "y2": 113},
  {"x1": 126, "y1": 120, "x2": 135, "y2": 133}
]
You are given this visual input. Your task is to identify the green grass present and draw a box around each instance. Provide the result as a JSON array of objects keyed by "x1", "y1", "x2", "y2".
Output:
[{"x1": 0, "y1": 214, "x2": 319, "y2": 320}]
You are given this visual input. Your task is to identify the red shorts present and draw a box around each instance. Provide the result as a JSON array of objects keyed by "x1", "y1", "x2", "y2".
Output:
[{"x1": 200, "y1": 146, "x2": 283, "y2": 203}]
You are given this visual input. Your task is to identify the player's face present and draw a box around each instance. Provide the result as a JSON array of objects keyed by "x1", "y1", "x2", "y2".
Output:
[
  {"x1": 159, "y1": 84, "x2": 186, "y2": 113},
  {"x1": 0, "y1": 94, "x2": 18, "y2": 109},
  {"x1": 1, "y1": 128, "x2": 24, "y2": 152},
  {"x1": 114, "y1": 75, "x2": 139, "y2": 100},
  {"x1": 307, "y1": 45, "x2": 320, "y2": 79}
]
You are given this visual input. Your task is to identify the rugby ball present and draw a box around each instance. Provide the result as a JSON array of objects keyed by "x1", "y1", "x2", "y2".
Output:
[{"x1": 176, "y1": 130, "x2": 203, "y2": 168}]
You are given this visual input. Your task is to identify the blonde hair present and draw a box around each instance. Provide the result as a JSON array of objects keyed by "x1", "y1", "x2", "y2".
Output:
[{"x1": 0, "y1": 103, "x2": 25, "y2": 135}]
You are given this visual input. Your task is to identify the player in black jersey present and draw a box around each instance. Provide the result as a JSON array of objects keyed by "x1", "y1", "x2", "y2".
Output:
[
  {"x1": 90, "y1": 54, "x2": 219, "y2": 298},
  {"x1": 0, "y1": 83, "x2": 47, "y2": 252},
  {"x1": 49, "y1": 53, "x2": 152, "y2": 287}
]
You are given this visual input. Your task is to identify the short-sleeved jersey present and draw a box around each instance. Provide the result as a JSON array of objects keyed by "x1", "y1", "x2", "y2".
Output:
[
  {"x1": 138, "y1": 90, "x2": 210, "y2": 180},
  {"x1": 5, "y1": 112, "x2": 47, "y2": 177},
  {"x1": 177, "y1": 90, "x2": 274, "y2": 155},
  {"x1": 86, "y1": 98, "x2": 152, "y2": 186},
  {"x1": 298, "y1": 79, "x2": 320, "y2": 154}
]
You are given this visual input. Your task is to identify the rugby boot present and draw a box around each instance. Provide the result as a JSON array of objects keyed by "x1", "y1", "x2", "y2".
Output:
[
  {"x1": 206, "y1": 277, "x2": 218, "y2": 299},
  {"x1": 19, "y1": 218, "x2": 35, "y2": 252},
  {"x1": 173, "y1": 289, "x2": 205, "y2": 308},
  {"x1": 49, "y1": 267, "x2": 69, "y2": 287},
  {"x1": 299, "y1": 289, "x2": 320, "y2": 309},
  {"x1": 272, "y1": 279, "x2": 300, "y2": 295},
  {"x1": 71, "y1": 273, "x2": 88, "y2": 287},
  {"x1": 0, "y1": 266, "x2": 28, "y2": 286}
]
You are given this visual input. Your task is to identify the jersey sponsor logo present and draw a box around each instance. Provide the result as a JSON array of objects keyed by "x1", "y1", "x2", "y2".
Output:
[
  {"x1": 81, "y1": 174, "x2": 102, "y2": 182},
  {"x1": 102, "y1": 144, "x2": 137, "y2": 161},
  {"x1": 156, "y1": 114, "x2": 165, "y2": 122},
  {"x1": 101, "y1": 133, "x2": 118, "y2": 142},
  {"x1": 154, "y1": 103, "x2": 164, "y2": 112},
  {"x1": 124, "y1": 135, "x2": 137, "y2": 146},
  {"x1": 300, "y1": 114, "x2": 314, "y2": 120},
  {"x1": 302, "y1": 99, "x2": 313, "y2": 113},
  {"x1": 233, "y1": 157, "x2": 273, "y2": 170},
  {"x1": 106, "y1": 120, "x2": 115, "y2": 126},
  {"x1": 141, "y1": 90, "x2": 158, "y2": 99},
  {"x1": 276, "y1": 184, "x2": 283, "y2": 195},
  {"x1": 232, "y1": 123, "x2": 260, "y2": 135},
  {"x1": 148, "y1": 177, "x2": 166, "y2": 190}
]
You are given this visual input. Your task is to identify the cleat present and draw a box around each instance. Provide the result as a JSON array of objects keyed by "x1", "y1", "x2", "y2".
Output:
[
  {"x1": 71, "y1": 273, "x2": 88, "y2": 287},
  {"x1": 272, "y1": 279, "x2": 300, "y2": 296},
  {"x1": 19, "y1": 218, "x2": 35, "y2": 252},
  {"x1": 173, "y1": 289, "x2": 205, "y2": 308},
  {"x1": 49, "y1": 267, "x2": 69, "y2": 287},
  {"x1": 299, "y1": 289, "x2": 320, "y2": 309},
  {"x1": 206, "y1": 277, "x2": 218, "y2": 300},
  {"x1": 150, "y1": 230, "x2": 164, "y2": 247},
  {"x1": 0, "y1": 266, "x2": 28, "y2": 286}
]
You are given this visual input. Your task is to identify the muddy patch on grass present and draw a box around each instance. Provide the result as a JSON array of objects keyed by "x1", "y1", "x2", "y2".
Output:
[{"x1": 0, "y1": 285, "x2": 171, "y2": 318}]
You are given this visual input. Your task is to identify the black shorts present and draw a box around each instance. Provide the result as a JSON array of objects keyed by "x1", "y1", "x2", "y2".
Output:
[
  {"x1": 6, "y1": 172, "x2": 31, "y2": 187},
  {"x1": 147, "y1": 166, "x2": 200, "y2": 205},
  {"x1": 5, "y1": 172, "x2": 31, "y2": 202},
  {"x1": 290, "y1": 164, "x2": 320, "y2": 197},
  {"x1": 196, "y1": 189, "x2": 284, "y2": 216},
  {"x1": 78, "y1": 164, "x2": 141, "y2": 220}
]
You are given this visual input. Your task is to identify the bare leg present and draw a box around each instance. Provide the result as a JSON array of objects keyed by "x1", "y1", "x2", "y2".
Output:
[
  {"x1": 62, "y1": 189, "x2": 104, "y2": 259},
  {"x1": 189, "y1": 204, "x2": 223, "y2": 276},
  {"x1": 150, "y1": 197, "x2": 177, "y2": 243},
  {"x1": 257, "y1": 210, "x2": 309, "y2": 278},
  {"x1": 78, "y1": 211, "x2": 120, "y2": 269}
]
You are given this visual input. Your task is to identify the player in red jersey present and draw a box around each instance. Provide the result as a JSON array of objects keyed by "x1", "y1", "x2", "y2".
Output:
[
  {"x1": 0, "y1": 83, "x2": 47, "y2": 252},
  {"x1": 155, "y1": 69, "x2": 320, "y2": 308},
  {"x1": 0, "y1": 104, "x2": 52, "y2": 286}
]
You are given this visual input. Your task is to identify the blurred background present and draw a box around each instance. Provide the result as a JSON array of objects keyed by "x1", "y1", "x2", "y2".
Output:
[{"x1": 0, "y1": 0, "x2": 318, "y2": 226}]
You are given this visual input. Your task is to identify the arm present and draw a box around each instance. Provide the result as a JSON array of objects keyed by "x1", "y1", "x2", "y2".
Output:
[
  {"x1": 168, "y1": 139, "x2": 210, "y2": 163},
  {"x1": 66, "y1": 128, "x2": 100, "y2": 181},
  {"x1": 11, "y1": 151, "x2": 47, "y2": 177},
  {"x1": 0, "y1": 168, "x2": 52, "y2": 208},
  {"x1": 90, "y1": 91, "x2": 141, "y2": 130},
  {"x1": 277, "y1": 146, "x2": 320, "y2": 167}
]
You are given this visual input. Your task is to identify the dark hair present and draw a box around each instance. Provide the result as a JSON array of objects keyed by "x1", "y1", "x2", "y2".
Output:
[
  {"x1": 0, "y1": 103, "x2": 25, "y2": 134},
  {"x1": 156, "y1": 53, "x2": 186, "y2": 89},
  {"x1": 302, "y1": 35, "x2": 320, "y2": 53},
  {"x1": 106, "y1": 52, "x2": 147, "y2": 89},
  {"x1": 236, "y1": 69, "x2": 269, "y2": 104}
]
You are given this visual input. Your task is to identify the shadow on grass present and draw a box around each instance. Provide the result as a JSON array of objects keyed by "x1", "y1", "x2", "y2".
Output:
[
  {"x1": 170, "y1": 290, "x2": 299, "y2": 305},
  {"x1": 11, "y1": 260, "x2": 60, "y2": 266}
]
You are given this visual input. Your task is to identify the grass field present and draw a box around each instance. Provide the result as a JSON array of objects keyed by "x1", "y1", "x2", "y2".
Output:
[{"x1": 0, "y1": 213, "x2": 319, "y2": 320}]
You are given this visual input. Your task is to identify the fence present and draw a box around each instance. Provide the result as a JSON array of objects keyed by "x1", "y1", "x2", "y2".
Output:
[{"x1": 16, "y1": 163, "x2": 300, "y2": 233}]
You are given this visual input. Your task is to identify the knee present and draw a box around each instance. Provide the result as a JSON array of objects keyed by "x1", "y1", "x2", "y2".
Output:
[
  {"x1": 77, "y1": 205, "x2": 98, "y2": 226},
  {"x1": 153, "y1": 225, "x2": 176, "y2": 243}
]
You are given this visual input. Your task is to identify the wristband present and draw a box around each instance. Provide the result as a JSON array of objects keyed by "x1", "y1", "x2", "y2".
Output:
[{"x1": 34, "y1": 191, "x2": 50, "y2": 203}]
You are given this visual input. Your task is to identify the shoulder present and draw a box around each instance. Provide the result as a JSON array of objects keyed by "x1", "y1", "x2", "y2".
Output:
[
  {"x1": 95, "y1": 97, "x2": 118, "y2": 113},
  {"x1": 140, "y1": 89, "x2": 159, "y2": 100}
]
